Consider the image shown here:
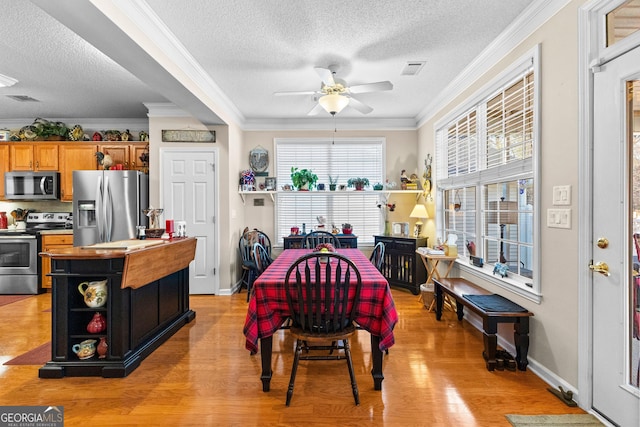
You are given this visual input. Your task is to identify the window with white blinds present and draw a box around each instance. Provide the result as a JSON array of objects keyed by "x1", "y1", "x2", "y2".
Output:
[
  {"x1": 435, "y1": 47, "x2": 539, "y2": 296},
  {"x1": 275, "y1": 138, "x2": 385, "y2": 246}
]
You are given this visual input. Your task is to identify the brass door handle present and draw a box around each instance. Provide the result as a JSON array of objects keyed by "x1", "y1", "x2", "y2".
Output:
[{"x1": 589, "y1": 261, "x2": 610, "y2": 276}]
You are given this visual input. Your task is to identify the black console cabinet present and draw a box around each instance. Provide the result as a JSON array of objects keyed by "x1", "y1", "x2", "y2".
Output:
[
  {"x1": 283, "y1": 234, "x2": 358, "y2": 249},
  {"x1": 374, "y1": 235, "x2": 427, "y2": 295}
]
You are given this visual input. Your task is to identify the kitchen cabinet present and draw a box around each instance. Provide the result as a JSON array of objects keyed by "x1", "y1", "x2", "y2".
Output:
[
  {"x1": 10, "y1": 143, "x2": 59, "y2": 171},
  {"x1": 0, "y1": 144, "x2": 8, "y2": 199},
  {"x1": 374, "y1": 235, "x2": 427, "y2": 295},
  {"x1": 38, "y1": 238, "x2": 196, "y2": 378},
  {"x1": 58, "y1": 144, "x2": 98, "y2": 201},
  {"x1": 98, "y1": 142, "x2": 148, "y2": 171},
  {"x1": 40, "y1": 233, "x2": 73, "y2": 289}
]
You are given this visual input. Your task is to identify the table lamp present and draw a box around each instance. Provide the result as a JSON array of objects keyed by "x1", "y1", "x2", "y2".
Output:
[{"x1": 409, "y1": 203, "x2": 429, "y2": 237}]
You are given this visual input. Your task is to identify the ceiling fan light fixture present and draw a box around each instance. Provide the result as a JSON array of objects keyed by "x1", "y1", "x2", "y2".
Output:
[
  {"x1": 0, "y1": 73, "x2": 18, "y2": 88},
  {"x1": 318, "y1": 93, "x2": 349, "y2": 115}
]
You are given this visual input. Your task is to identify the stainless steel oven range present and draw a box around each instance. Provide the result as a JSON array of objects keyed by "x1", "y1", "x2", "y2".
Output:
[
  {"x1": 0, "y1": 212, "x2": 71, "y2": 294},
  {"x1": 0, "y1": 233, "x2": 39, "y2": 294}
]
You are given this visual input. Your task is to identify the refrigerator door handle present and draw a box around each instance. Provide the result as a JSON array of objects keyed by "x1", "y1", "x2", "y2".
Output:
[
  {"x1": 105, "y1": 176, "x2": 113, "y2": 242},
  {"x1": 96, "y1": 176, "x2": 104, "y2": 242}
]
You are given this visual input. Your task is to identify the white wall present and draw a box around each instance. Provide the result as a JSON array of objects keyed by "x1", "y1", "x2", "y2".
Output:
[{"x1": 418, "y1": 0, "x2": 583, "y2": 386}]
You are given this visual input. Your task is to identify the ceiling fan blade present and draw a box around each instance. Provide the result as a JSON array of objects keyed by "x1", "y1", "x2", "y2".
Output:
[
  {"x1": 307, "y1": 103, "x2": 325, "y2": 116},
  {"x1": 348, "y1": 97, "x2": 374, "y2": 114},
  {"x1": 314, "y1": 67, "x2": 335, "y2": 87},
  {"x1": 274, "y1": 90, "x2": 318, "y2": 96},
  {"x1": 348, "y1": 81, "x2": 393, "y2": 94}
]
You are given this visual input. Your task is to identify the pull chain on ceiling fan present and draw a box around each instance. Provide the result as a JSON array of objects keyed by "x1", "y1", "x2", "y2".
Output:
[{"x1": 274, "y1": 66, "x2": 393, "y2": 116}]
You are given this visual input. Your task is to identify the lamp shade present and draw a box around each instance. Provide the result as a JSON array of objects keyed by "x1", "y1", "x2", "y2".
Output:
[
  {"x1": 318, "y1": 93, "x2": 349, "y2": 115},
  {"x1": 487, "y1": 200, "x2": 518, "y2": 224},
  {"x1": 409, "y1": 204, "x2": 429, "y2": 219}
]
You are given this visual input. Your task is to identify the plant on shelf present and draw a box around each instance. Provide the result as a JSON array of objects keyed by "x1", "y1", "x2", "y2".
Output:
[
  {"x1": 329, "y1": 175, "x2": 339, "y2": 191},
  {"x1": 32, "y1": 118, "x2": 69, "y2": 140},
  {"x1": 341, "y1": 223, "x2": 353, "y2": 234},
  {"x1": 290, "y1": 167, "x2": 318, "y2": 191},
  {"x1": 373, "y1": 182, "x2": 384, "y2": 190},
  {"x1": 347, "y1": 177, "x2": 370, "y2": 191}
]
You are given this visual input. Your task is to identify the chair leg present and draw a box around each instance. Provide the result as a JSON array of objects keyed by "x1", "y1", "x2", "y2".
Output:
[
  {"x1": 246, "y1": 269, "x2": 256, "y2": 302},
  {"x1": 286, "y1": 339, "x2": 303, "y2": 406},
  {"x1": 344, "y1": 338, "x2": 360, "y2": 405}
]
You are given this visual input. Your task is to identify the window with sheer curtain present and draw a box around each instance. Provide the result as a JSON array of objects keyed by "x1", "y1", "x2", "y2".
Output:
[
  {"x1": 436, "y1": 47, "x2": 539, "y2": 295},
  {"x1": 274, "y1": 138, "x2": 385, "y2": 246}
]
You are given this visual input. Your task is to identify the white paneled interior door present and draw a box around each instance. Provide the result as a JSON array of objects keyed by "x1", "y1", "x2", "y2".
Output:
[{"x1": 161, "y1": 148, "x2": 218, "y2": 294}]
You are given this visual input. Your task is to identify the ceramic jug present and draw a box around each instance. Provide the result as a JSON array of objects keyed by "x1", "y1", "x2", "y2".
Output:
[
  {"x1": 78, "y1": 280, "x2": 108, "y2": 308},
  {"x1": 72, "y1": 339, "x2": 97, "y2": 359}
]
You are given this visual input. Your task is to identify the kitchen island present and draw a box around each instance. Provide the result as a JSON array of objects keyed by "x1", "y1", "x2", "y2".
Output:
[{"x1": 38, "y1": 237, "x2": 197, "y2": 378}]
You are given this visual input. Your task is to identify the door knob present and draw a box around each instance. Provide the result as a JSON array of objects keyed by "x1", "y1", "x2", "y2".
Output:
[{"x1": 589, "y1": 261, "x2": 610, "y2": 276}]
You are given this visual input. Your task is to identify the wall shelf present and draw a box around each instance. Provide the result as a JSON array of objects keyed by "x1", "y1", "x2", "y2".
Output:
[{"x1": 238, "y1": 189, "x2": 423, "y2": 204}]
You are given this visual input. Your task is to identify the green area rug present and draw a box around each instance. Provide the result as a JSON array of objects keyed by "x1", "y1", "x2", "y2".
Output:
[{"x1": 506, "y1": 414, "x2": 604, "y2": 426}]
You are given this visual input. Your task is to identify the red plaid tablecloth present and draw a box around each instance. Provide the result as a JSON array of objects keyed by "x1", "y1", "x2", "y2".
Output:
[{"x1": 243, "y1": 248, "x2": 398, "y2": 354}]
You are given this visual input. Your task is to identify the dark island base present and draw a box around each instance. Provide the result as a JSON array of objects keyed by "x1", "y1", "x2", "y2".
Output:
[{"x1": 39, "y1": 310, "x2": 195, "y2": 378}]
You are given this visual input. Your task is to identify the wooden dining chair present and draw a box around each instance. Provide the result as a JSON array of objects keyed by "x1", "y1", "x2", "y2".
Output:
[
  {"x1": 284, "y1": 252, "x2": 362, "y2": 406},
  {"x1": 239, "y1": 229, "x2": 271, "y2": 301},
  {"x1": 252, "y1": 242, "x2": 273, "y2": 278},
  {"x1": 302, "y1": 230, "x2": 340, "y2": 249},
  {"x1": 369, "y1": 241, "x2": 385, "y2": 272}
]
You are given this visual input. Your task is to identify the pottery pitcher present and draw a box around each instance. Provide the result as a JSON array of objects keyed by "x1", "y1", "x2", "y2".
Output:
[{"x1": 78, "y1": 280, "x2": 108, "y2": 308}]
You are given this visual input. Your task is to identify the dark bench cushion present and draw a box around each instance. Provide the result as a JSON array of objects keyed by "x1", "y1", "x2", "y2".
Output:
[{"x1": 463, "y1": 294, "x2": 527, "y2": 313}]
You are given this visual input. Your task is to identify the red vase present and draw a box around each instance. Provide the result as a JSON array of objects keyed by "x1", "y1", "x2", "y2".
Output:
[
  {"x1": 97, "y1": 336, "x2": 108, "y2": 359},
  {"x1": 86, "y1": 312, "x2": 106, "y2": 334}
]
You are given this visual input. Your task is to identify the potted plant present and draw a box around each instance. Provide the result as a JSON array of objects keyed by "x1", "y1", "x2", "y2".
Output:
[
  {"x1": 329, "y1": 175, "x2": 339, "y2": 191},
  {"x1": 341, "y1": 223, "x2": 353, "y2": 234},
  {"x1": 290, "y1": 167, "x2": 318, "y2": 191},
  {"x1": 347, "y1": 177, "x2": 370, "y2": 191},
  {"x1": 32, "y1": 118, "x2": 69, "y2": 140}
]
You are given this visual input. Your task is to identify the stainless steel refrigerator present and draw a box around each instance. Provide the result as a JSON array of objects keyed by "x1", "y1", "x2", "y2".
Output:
[{"x1": 73, "y1": 170, "x2": 149, "y2": 246}]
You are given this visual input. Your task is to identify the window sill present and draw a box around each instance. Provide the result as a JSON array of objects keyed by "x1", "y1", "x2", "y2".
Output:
[{"x1": 455, "y1": 259, "x2": 542, "y2": 304}]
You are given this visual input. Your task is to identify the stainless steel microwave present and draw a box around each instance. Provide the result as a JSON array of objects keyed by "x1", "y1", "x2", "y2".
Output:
[{"x1": 4, "y1": 171, "x2": 60, "y2": 200}]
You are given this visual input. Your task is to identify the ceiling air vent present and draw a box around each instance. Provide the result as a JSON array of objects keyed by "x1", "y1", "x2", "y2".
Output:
[
  {"x1": 401, "y1": 61, "x2": 426, "y2": 76},
  {"x1": 6, "y1": 95, "x2": 40, "y2": 102}
]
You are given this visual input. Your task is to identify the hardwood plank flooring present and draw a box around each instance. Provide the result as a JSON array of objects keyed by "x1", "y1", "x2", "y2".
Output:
[{"x1": 0, "y1": 289, "x2": 588, "y2": 426}]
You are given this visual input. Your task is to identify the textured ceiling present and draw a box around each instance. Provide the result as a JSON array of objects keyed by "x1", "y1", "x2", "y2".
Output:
[{"x1": 0, "y1": 0, "x2": 535, "y2": 128}]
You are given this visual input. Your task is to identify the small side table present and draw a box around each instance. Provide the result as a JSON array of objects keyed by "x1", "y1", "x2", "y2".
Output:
[{"x1": 416, "y1": 251, "x2": 458, "y2": 311}]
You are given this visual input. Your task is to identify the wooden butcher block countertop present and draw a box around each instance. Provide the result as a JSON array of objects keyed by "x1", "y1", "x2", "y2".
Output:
[{"x1": 40, "y1": 237, "x2": 197, "y2": 289}]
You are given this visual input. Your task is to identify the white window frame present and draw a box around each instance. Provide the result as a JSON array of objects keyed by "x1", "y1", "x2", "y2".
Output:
[
  {"x1": 274, "y1": 137, "x2": 386, "y2": 246},
  {"x1": 434, "y1": 45, "x2": 541, "y2": 300}
]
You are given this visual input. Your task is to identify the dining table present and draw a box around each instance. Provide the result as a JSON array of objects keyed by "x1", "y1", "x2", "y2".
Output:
[{"x1": 243, "y1": 248, "x2": 398, "y2": 392}]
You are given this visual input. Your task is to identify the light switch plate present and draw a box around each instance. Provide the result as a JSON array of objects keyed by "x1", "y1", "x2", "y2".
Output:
[
  {"x1": 547, "y1": 208, "x2": 571, "y2": 229},
  {"x1": 552, "y1": 185, "x2": 571, "y2": 205}
]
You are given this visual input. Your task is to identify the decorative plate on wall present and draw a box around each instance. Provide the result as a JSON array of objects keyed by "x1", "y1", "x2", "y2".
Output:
[{"x1": 249, "y1": 146, "x2": 269, "y2": 173}]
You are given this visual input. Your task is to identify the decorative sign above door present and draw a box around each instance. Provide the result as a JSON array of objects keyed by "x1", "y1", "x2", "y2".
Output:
[{"x1": 161, "y1": 130, "x2": 216, "y2": 142}]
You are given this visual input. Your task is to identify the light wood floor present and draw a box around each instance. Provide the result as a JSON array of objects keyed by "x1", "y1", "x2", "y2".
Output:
[{"x1": 0, "y1": 289, "x2": 587, "y2": 426}]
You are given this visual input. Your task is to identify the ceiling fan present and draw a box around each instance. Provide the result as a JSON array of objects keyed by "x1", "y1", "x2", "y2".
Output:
[{"x1": 274, "y1": 66, "x2": 393, "y2": 116}]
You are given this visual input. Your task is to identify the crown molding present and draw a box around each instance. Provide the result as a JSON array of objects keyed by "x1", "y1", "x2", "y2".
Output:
[
  {"x1": 101, "y1": 0, "x2": 244, "y2": 126},
  {"x1": 416, "y1": 0, "x2": 570, "y2": 128},
  {"x1": 242, "y1": 117, "x2": 418, "y2": 131}
]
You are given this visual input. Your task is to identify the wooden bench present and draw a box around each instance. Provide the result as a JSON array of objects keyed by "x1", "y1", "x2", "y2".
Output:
[{"x1": 432, "y1": 277, "x2": 534, "y2": 372}]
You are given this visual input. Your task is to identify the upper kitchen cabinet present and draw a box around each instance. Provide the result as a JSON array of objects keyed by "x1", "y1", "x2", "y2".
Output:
[
  {"x1": 0, "y1": 144, "x2": 8, "y2": 199},
  {"x1": 97, "y1": 142, "x2": 148, "y2": 172},
  {"x1": 59, "y1": 144, "x2": 98, "y2": 202},
  {"x1": 10, "y1": 143, "x2": 59, "y2": 171}
]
